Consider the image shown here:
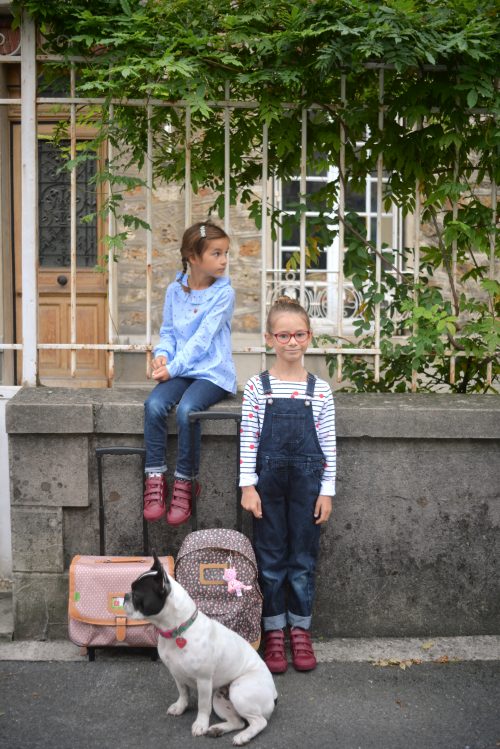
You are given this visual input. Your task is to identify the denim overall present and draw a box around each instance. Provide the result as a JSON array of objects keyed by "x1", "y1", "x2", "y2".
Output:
[{"x1": 253, "y1": 370, "x2": 326, "y2": 632}]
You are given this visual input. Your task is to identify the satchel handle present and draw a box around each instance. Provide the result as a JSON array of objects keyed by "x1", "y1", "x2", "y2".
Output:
[{"x1": 95, "y1": 447, "x2": 147, "y2": 556}]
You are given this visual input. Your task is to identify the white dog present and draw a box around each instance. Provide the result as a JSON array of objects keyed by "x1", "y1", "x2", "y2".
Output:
[{"x1": 123, "y1": 552, "x2": 277, "y2": 745}]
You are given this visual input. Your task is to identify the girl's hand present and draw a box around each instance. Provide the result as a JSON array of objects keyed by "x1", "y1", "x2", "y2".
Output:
[
  {"x1": 314, "y1": 495, "x2": 332, "y2": 525},
  {"x1": 152, "y1": 355, "x2": 167, "y2": 370},
  {"x1": 241, "y1": 486, "x2": 262, "y2": 519},
  {"x1": 151, "y1": 356, "x2": 170, "y2": 382}
]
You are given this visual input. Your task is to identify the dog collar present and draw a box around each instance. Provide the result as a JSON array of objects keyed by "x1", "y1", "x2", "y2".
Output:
[{"x1": 157, "y1": 608, "x2": 198, "y2": 649}]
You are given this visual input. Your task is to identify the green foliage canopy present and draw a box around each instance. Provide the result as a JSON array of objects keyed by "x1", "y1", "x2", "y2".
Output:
[{"x1": 15, "y1": 0, "x2": 500, "y2": 391}]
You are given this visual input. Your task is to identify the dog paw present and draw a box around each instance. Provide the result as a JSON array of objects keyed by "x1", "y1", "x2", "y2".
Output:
[
  {"x1": 167, "y1": 701, "x2": 187, "y2": 716},
  {"x1": 207, "y1": 726, "x2": 225, "y2": 738},
  {"x1": 232, "y1": 735, "x2": 250, "y2": 747},
  {"x1": 191, "y1": 718, "x2": 209, "y2": 737}
]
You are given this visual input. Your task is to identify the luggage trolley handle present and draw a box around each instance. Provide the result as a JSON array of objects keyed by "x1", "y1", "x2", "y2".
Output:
[
  {"x1": 188, "y1": 411, "x2": 242, "y2": 532},
  {"x1": 95, "y1": 446, "x2": 147, "y2": 556}
]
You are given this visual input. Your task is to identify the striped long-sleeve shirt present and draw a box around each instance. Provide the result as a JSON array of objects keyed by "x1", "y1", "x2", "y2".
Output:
[{"x1": 239, "y1": 373, "x2": 336, "y2": 496}]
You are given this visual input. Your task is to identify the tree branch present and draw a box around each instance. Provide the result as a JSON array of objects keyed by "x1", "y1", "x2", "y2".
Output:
[{"x1": 429, "y1": 210, "x2": 461, "y2": 315}]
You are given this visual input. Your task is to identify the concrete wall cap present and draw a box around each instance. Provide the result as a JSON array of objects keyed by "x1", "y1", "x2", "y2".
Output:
[{"x1": 5, "y1": 387, "x2": 500, "y2": 438}]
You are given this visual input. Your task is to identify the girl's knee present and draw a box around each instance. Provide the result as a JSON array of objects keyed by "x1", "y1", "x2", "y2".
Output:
[
  {"x1": 175, "y1": 400, "x2": 200, "y2": 426},
  {"x1": 175, "y1": 403, "x2": 193, "y2": 429},
  {"x1": 144, "y1": 394, "x2": 171, "y2": 420}
]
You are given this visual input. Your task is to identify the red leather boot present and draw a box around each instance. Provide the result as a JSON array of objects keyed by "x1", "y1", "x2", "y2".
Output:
[
  {"x1": 263, "y1": 629, "x2": 288, "y2": 674},
  {"x1": 143, "y1": 474, "x2": 167, "y2": 522},
  {"x1": 289, "y1": 627, "x2": 317, "y2": 671},
  {"x1": 166, "y1": 478, "x2": 200, "y2": 526}
]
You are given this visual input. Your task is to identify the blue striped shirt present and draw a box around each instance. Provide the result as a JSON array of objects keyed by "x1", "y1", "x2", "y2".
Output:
[{"x1": 154, "y1": 272, "x2": 237, "y2": 394}]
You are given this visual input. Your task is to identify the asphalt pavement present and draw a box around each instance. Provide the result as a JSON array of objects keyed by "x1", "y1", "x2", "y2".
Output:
[{"x1": 1, "y1": 640, "x2": 500, "y2": 749}]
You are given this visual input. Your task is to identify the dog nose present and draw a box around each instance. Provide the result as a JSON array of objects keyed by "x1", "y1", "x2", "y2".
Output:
[{"x1": 123, "y1": 593, "x2": 130, "y2": 603}]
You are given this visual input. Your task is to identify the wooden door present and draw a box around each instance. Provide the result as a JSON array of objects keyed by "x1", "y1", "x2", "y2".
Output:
[{"x1": 13, "y1": 124, "x2": 108, "y2": 386}]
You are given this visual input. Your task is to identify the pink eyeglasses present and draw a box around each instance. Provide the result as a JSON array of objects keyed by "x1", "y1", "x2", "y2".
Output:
[{"x1": 272, "y1": 330, "x2": 311, "y2": 344}]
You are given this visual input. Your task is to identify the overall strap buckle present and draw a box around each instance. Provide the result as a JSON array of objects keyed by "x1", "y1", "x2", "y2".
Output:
[
  {"x1": 259, "y1": 370, "x2": 273, "y2": 404},
  {"x1": 304, "y1": 372, "x2": 316, "y2": 406}
]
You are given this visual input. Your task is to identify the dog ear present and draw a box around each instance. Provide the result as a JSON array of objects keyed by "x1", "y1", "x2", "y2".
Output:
[
  {"x1": 151, "y1": 550, "x2": 170, "y2": 592},
  {"x1": 151, "y1": 549, "x2": 162, "y2": 573}
]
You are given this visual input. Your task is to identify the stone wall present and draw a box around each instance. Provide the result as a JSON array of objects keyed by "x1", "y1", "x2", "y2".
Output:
[{"x1": 7, "y1": 388, "x2": 500, "y2": 641}]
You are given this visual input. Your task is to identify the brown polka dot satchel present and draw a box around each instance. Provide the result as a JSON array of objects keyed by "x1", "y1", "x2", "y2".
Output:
[{"x1": 175, "y1": 527, "x2": 262, "y2": 649}]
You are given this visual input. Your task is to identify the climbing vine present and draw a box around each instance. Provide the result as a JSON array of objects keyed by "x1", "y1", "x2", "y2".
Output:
[{"x1": 14, "y1": 0, "x2": 500, "y2": 391}]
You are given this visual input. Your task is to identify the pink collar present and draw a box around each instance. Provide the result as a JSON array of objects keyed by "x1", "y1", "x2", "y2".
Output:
[{"x1": 157, "y1": 608, "x2": 198, "y2": 648}]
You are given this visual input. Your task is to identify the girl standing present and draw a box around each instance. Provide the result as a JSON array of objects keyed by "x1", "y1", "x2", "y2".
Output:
[
  {"x1": 144, "y1": 220, "x2": 237, "y2": 526},
  {"x1": 240, "y1": 296, "x2": 336, "y2": 673}
]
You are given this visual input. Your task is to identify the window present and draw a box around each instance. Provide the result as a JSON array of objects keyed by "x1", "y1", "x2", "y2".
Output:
[
  {"x1": 38, "y1": 140, "x2": 98, "y2": 268},
  {"x1": 274, "y1": 143, "x2": 403, "y2": 334}
]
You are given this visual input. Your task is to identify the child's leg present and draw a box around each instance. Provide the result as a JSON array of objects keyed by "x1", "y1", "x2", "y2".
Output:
[
  {"x1": 252, "y1": 475, "x2": 288, "y2": 630},
  {"x1": 143, "y1": 378, "x2": 193, "y2": 522},
  {"x1": 286, "y1": 464, "x2": 321, "y2": 628},
  {"x1": 166, "y1": 378, "x2": 227, "y2": 526},
  {"x1": 143, "y1": 377, "x2": 192, "y2": 472},
  {"x1": 252, "y1": 466, "x2": 289, "y2": 673},
  {"x1": 173, "y1": 378, "x2": 228, "y2": 479},
  {"x1": 286, "y1": 461, "x2": 322, "y2": 671}
]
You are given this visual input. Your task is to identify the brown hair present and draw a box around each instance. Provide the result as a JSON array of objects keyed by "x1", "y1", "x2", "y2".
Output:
[
  {"x1": 266, "y1": 296, "x2": 311, "y2": 333},
  {"x1": 178, "y1": 220, "x2": 229, "y2": 290}
]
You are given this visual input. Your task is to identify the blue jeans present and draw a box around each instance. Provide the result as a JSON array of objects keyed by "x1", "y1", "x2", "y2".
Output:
[
  {"x1": 144, "y1": 377, "x2": 228, "y2": 478},
  {"x1": 253, "y1": 457, "x2": 322, "y2": 632}
]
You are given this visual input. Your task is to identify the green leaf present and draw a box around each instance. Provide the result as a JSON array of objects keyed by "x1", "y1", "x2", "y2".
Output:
[
  {"x1": 467, "y1": 89, "x2": 478, "y2": 108},
  {"x1": 482, "y1": 279, "x2": 500, "y2": 296},
  {"x1": 119, "y1": 0, "x2": 132, "y2": 17}
]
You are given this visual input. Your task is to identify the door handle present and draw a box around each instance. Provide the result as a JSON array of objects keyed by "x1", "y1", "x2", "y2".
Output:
[{"x1": 57, "y1": 275, "x2": 68, "y2": 286}]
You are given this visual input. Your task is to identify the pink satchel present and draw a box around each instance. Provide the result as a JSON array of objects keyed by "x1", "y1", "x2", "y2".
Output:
[
  {"x1": 68, "y1": 447, "x2": 174, "y2": 659},
  {"x1": 68, "y1": 555, "x2": 174, "y2": 650}
]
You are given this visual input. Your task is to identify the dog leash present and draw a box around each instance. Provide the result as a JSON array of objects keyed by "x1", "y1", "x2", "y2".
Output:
[{"x1": 156, "y1": 607, "x2": 199, "y2": 649}]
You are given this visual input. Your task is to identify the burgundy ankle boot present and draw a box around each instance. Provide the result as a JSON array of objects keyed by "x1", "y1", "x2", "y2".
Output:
[
  {"x1": 166, "y1": 478, "x2": 200, "y2": 526},
  {"x1": 143, "y1": 474, "x2": 167, "y2": 522}
]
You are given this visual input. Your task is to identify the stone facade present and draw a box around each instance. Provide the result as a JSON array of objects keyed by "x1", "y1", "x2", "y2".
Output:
[
  {"x1": 6, "y1": 387, "x2": 500, "y2": 640},
  {"x1": 114, "y1": 169, "x2": 499, "y2": 388},
  {"x1": 116, "y1": 175, "x2": 263, "y2": 343}
]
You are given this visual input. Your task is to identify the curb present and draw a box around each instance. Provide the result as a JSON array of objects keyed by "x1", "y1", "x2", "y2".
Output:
[
  {"x1": 1, "y1": 635, "x2": 499, "y2": 663},
  {"x1": 314, "y1": 635, "x2": 500, "y2": 665}
]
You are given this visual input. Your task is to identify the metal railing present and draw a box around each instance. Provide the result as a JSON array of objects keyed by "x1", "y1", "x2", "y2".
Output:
[{"x1": 0, "y1": 14, "x2": 497, "y2": 389}]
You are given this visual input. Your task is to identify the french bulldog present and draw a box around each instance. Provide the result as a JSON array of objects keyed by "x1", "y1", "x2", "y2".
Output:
[{"x1": 123, "y1": 552, "x2": 277, "y2": 745}]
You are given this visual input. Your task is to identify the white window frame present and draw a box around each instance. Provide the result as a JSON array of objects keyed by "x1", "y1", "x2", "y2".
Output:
[{"x1": 275, "y1": 153, "x2": 404, "y2": 335}]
